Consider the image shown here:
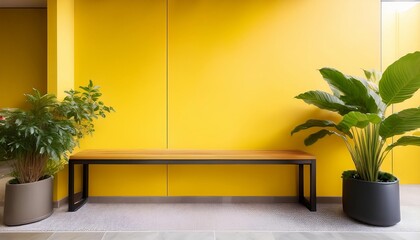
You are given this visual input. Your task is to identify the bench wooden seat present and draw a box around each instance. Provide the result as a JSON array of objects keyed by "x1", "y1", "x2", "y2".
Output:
[{"x1": 68, "y1": 149, "x2": 316, "y2": 212}]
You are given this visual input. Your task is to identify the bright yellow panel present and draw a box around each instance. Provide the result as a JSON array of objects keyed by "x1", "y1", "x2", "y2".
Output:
[
  {"x1": 382, "y1": 3, "x2": 420, "y2": 184},
  {"x1": 169, "y1": 0, "x2": 380, "y2": 196},
  {"x1": 169, "y1": 165, "x2": 296, "y2": 196},
  {"x1": 0, "y1": 9, "x2": 47, "y2": 108},
  {"x1": 73, "y1": 0, "x2": 167, "y2": 197},
  {"x1": 74, "y1": 0, "x2": 167, "y2": 149},
  {"x1": 56, "y1": 0, "x2": 75, "y2": 99},
  {"x1": 89, "y1": 165, "x2": 167, "y2": 196},
  {"x1": 47, "y1": 0, "x2": 76, "y2": 201}
]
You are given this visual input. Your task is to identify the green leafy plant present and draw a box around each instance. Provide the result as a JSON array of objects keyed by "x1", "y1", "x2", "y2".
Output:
[
  {"x1": 291, "y1": 52, "x2": 420, "y2": 182},
  {"x1": 0, "y1": 81, "x2": 114, "y2": 183},
  {"x1": 341, "y1": 170, "x2": 397, "y2": 182}
]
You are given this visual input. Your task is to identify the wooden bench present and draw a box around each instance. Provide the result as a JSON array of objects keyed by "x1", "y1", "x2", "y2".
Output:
[{"x1": 68, "y1": 149, "x2": 316, "y2": 212}]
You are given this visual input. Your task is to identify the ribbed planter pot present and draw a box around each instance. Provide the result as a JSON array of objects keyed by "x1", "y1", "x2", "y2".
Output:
[
  {"x1": 3, "y1": 176, "x2": 53, "y2": 226},
  {"x1": 342, "y1": 177, "x2": 400, "y2": 226}
]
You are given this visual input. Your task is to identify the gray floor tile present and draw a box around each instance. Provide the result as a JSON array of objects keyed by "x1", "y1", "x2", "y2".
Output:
[
  {"x1": 0, "y1": 232, "x2": 53, "y2": 240},
  {"x1": 1, "y1": 201, "x2": 419, "y2": 231},
  {"x1": 272, "y1": 232, "x2": 420, "y2": 240},
  {"x1": 273, "y1": 232, "x2": 336, "y2": 240},
  {"x1": 337, "y1": 232, "x2": 420, "y2": 240},
  {"x1": 391, "y1": 232, "x2": 420, "y2": 240},
  {"x1": 216, "y1": 232, "x2": 274, "y2": 240},
  {"x1": 161, "y1": 232, "x2": 214, "y2": 240},
  {"x1": 103, "y1": 232, "x2": 214, "y2": 240},
  {"x1": 103, "y1": 232, "x2": 162, "y2": 240},
  {"x1": 49, "y1": 232, "x2": 105, "y2": 240}
]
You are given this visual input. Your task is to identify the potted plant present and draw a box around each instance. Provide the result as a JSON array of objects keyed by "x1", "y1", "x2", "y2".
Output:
[
  {"x1": 0, "y1": 81, "x2": 113, "y2": 226},
  {"x1": 291, "y1": 51, "x2": 420, "y2": 226}
]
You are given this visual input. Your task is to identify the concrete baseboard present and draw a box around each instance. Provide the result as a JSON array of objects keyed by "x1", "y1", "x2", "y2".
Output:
[
  {"x1": 54, "y1": 192, "x2": 83, "y2": 208},
  {"x1": 54, "y1": 194, "x2": 342, "y2": 205},
  {"x1": 54, "y1": 197, "x2": 67, "y2": 208},
  {"x1": 317, "y1": 197, "x2": 341, "y2": 204},
  {"x1": 89, "y1": 196, "x2": 299, "y2": 204}
]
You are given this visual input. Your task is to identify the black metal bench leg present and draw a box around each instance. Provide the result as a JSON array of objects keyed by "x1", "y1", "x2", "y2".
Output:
[
  {"x1": 298, "y1": 163, "x2": 317, "y2": 212},
  {"x1": 68, "y1": 162, "x2": 75, "y2": 211},
  {"x1": 298, "y1": 164, "x2": 304, "y2": 204},
  {"x1": 309, "y1": 160, "x2": 317, "y2": 211},
  {"x1": 83, "y1": 164, "x2": 89, "y2": 199},
  {"x1": 68, "y1": 163, "x2": 89, "y2": 212}
]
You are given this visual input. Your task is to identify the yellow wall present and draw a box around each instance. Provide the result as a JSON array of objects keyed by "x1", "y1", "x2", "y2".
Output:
[
  {"x1": 74, "y1": 0, "x2": 168, "y2": 196},
  {"x1": 70, "y1": 0, "x2": 381, "y2": 198},
  {"x1": 47, "y1": 0, "x2": 75, "y2": 201},
  {"x1": 0, "y1": 8, "x2": 47, "y2": 109},
  {"x1": 168, "y1": 0, "x2": 380, "y2": 196},
  {"x1": 382, "y1": 2, "x2": 420, "y2": 184},
  {"x1": 48, "y1": 0, "x2": 74, "y2": 99}
]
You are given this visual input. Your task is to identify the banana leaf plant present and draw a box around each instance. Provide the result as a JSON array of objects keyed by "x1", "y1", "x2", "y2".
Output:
[{"x1": 291, "y1": 52, "x2": 420, "y2": 182}]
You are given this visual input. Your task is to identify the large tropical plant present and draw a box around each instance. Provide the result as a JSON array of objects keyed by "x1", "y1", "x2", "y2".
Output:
[
  {"x1": 291, "y1": 52, "x2": 420, "y2": 182},
  {"x1": 0, "y1": 81, "x2": 114, "y2": 183}
]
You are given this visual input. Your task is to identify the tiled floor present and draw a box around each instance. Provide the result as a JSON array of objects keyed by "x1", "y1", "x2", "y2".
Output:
[
  {"x1": 1, "y1": 232, "x2": 420, "y2": 240},
  {"x1": 2, "y1": 202, "x2": 419, "y2": 232},
  {"x1": 0, "y1": 185, "x2": 419, "y2": 239}
]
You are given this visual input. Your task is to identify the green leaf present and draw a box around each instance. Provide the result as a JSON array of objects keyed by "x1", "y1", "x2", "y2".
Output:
[
  {"x1": 363, "y1": 69, "x2": 372, "y2": 80},
  {"x1": 386, "y1": 136, "x2": 420, "y2": 151},
  {"x1": 380, "y1": 108, "x2": 420, "y2": 139},
  {"x1": 36, "y1": 135, "x2": 41, "y2": 149},
  {"x1": 80, "y1": 86, "x2": 89, "y2": 92},
  {"x1": 363, "y1": 69, "x2": 382, "y2": 85},
  {"x1": 352, "y1": 76, "x2": 386, "y2": 114},
  {"x1": 304, "y1": 129, "x2": 336, "y2": 146},
  {"x1": 319, "y1": 68, "x2": 348, "y2": 97},
  {"x1": 291, "y1": 119, "x2": 352, "y2": 137},
  {"x1": 295, "y1": 90, "x2": 357, "y2": 115},
  {"x1": 338, "y1": 112, "x2": 381, "y2": 131},
  {"x1": 15, "y1": 119, "x2": 22, "y2": 126},
  {"x1": 50, "y1": 149, "x2": 59, "y2": 160},
  {"x1": 319, "y1": 68, "x2": 380, "y2": 113},
  {"x1": 291, "y1": 119, "x2": 337, "y2": 135},
  {"x1": 368, "y1": 88, "x2": 386, "y2": 115},
  {"x1": 379, "y1": 51, "x2": 420, "y2": 105}
]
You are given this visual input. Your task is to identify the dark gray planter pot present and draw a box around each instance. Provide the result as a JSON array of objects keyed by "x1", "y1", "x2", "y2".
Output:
[
  {"x1": 3, "y1": 176, "x2": 53, "y2": 226},
  {"x1": 342, "y1": 177, "x2": 400, "y2": 226}
]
